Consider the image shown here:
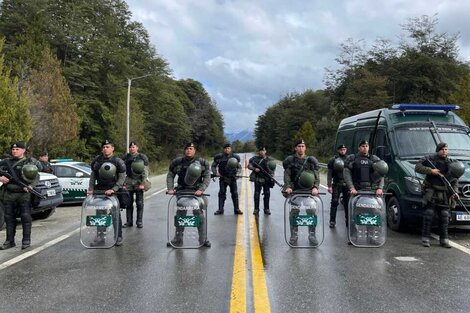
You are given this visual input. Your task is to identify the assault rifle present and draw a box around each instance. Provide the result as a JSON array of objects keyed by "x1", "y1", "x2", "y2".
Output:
[
  {"x1": 0, "y1": 170, "x2": 45, "y2": 199},
  {"x1": 210, "y1": 174, "x2": 248, "y2": 179},
  {"x1": 251, "y1": 161, "x2": 283, "y2": 188},
  {"x1": 425, "y1": 158, "x2": 470, "y2": 215}
]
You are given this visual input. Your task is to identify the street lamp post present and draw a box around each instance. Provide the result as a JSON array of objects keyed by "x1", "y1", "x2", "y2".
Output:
[{"x1": 126, "y1": 74, "x2": 152, "y2": 149}]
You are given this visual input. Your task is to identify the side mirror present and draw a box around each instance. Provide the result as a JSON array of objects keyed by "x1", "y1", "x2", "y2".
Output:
[{"x1": 75, "y1": 172, "x2": 84, "y2": 178}]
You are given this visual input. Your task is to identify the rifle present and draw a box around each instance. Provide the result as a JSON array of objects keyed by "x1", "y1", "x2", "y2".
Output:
[
  {"x1": 0, "y1": 170, "x2": 45, "y2": 199},
  {"x1": 251, "y1": 161, "x2": 283, "y2": 188},
  {"x1": 425, "y1": 158, "x2": 470, "y2": 215}
]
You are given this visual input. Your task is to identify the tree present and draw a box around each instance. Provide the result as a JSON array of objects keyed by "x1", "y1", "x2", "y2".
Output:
[
  {"x1": 449, "y1": 71, "x2": 470, "y2": 125},
  {"x1": 0, "y1": 38, "x2": 32, "y2": 151},
  {"x1": 294, "y1": 121, "x2": 316, "y2": 155},
  {"x1": 25, "y1": 48, "x2": 80, "y2": 157}
]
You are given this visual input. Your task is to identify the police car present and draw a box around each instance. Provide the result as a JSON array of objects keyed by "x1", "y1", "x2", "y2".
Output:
[{"x1": 51, "y1": 160, "x2": 91, "y2": 203}]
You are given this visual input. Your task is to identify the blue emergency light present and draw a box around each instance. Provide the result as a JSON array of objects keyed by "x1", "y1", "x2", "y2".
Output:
[{"x1": 391, "y1": 104, "x2": 460, "y2": 111}]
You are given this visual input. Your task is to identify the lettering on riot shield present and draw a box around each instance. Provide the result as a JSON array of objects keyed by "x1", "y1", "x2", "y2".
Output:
[
  {"x1": 354, "y1": 213, "x2": 381, "y2": 226},
  {"x1": 174, "y1": 215, "x2": 201, "y2": 227}
]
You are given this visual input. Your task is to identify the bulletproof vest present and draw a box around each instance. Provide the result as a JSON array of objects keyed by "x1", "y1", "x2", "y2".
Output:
[
  {"x1": 427, "y1": 156, "x2": 448, "y2": 187},
  {"x1": 217, "y1": 153, "x2": 239, "y2": 177},
  {"x1": 1, "y1": 157, "x2": 31, "y2": 191},
  {"x1": 176, "y1": 157, "x2": 203, "y2": 189},
  {"x1": 92, "y1": 156, "x2": 120, "y2": 190},
  {"x1": 286, "y1": 156, "x2": 314, "y2": 190},
  {"x1": 352, "y1": 154, "x2": 374, "y2": 188},
  {"x1": 252, "y1": 156, "x2": 270, "y2": 178}
]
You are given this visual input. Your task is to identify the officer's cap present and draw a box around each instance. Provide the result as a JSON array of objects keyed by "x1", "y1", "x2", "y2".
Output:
[
  {"x1": 184, "y1": 142, "x2": 196, "y2": 150},
  {"x1": 11, "y1": 142, "x2": 26, "y2": 149},
  {"x1": 337, "y1": 144, "x2": 346, "y2": 150},
  {"x1": 436, "y1": 142, "x2": 448, "y2": 152},
  {"x1": 129, "y1": 141, "x2": 138, "y2": 148},
  {"x1": 223, "y1": 143, "x2": 231, "y2": 148},
  {"x1": 294, "y1": 139, "x2": 305, "y2": 147},
  {"x1": 258, "y1": 146, "x2": 267, "y2": 151},
  {"x1": 39, "y1": 150, "x2": 48, "y2": 157},
  {"x1": 358, "y1": 140, "x2": 369, "y2": 147},
  {"x1": 101, "y1": 139, "x2": 114, "y2": 147}
]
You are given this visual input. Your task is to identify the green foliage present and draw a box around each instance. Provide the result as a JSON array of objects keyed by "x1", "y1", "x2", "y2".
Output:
[
  {"x1": 295, "y1": 121, "x2": 316, "y2": 155},
  {"x1": 449, "y1": 71, "x2": 470, "y2": 125},
  {"x1": 0, "y1": 38, "x2": 32, "y2": 151}
]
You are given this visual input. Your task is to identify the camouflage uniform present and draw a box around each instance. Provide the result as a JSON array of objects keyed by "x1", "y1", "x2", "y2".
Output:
[{"x1": 248, "y1": 154, "x2": 274, "y2": 214}]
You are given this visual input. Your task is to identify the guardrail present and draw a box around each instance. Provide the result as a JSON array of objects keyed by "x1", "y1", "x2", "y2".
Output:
[{"x1": 319, "y1": 162, "x2": 327, "y2": 169}]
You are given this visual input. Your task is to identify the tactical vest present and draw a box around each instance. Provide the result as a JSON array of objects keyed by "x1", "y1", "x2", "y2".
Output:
[
  {"x1": 92, "y1": 155, "x2": 123, "y2": 190},
  {"x1": 426, "y1": 156, "x2": 449, "y2": 188},
  {"x1": 331, "y1": 155, "x2": 346, "y2": 183},
  {"x1": 0, "y1": 157, "x2": 33, "y2": 192},
  {"x1": 251, "y1": 156, "x2": 271, "y2": 179},
  {"x1": 285, "y1": 155, "x2": 316, "y2": 190},
  {"x1": 351, "y1": 154, "x2": 374, "y2": 189}
]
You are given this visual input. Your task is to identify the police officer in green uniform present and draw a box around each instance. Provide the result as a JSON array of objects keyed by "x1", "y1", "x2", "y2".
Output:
[
  {"x1": 248, "y1": 146, "x2": 275, "y2": 215},
  {"x1": 282, "y1": 139, "x2": 320, "y2": 245},
  {"x1": 344, "y1": 140, "x2": 384, "y2": 198},
  {"x1": 38, "y1": 151, "x2": 54, "y2": 174},
  {"x1": 327, "y1": 144, "x2": 350, "y2": 228},
  {"x1": 122, "y1": 141, "x2": 149, "y2": 228},
  {"x1": 212, "y1": 143, "x2": 243, "y2": 215},
  {"x1": 87, "y1": 139, "x2": 126, "y2": 246},
  {"x1": 415, "y1": 142, "x2": 459, "y2": 248},
  {"x1": 0, "y1": 142, "x2": 41, "y2": 250},
  {"x1": 167, "y1": 142, "x2": 211, "y2": 247}
]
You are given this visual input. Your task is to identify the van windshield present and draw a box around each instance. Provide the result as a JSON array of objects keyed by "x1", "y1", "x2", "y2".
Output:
[{"x1": 395, "y1": 125, "x2": 470, "y2": 157}]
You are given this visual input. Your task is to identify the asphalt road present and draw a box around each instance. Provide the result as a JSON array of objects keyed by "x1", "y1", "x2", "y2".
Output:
[{"x1": 0, "y1": 153, "x2": 469, "y2": 313}]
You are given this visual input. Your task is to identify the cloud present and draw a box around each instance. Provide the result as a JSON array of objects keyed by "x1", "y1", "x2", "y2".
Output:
[{"x1": 127, "y1": 0, "x2": 470, "y2": 132}]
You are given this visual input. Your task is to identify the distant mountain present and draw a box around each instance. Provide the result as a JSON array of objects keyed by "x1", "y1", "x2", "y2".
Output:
[{"x1": 226, "y1": 129, "x2": 254, "y2": 143}]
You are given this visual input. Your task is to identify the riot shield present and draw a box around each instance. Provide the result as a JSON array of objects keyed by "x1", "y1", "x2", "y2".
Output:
[
  {"x1": 167, "y1": 192, "x2": 208, "y2": 249},
  {"x1": 348, "y1": 191, "x2": 386, "y2": 247},
  {"x1": 284, "y1": 192, "x2": 324, "y2": 248},
  {"x1": 80, "y1": 195, "x2": 120, "y2": 249}
]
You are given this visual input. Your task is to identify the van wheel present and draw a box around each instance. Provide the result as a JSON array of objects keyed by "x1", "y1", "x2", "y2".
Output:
[
  {"x1": 32, "y1": 208, "x2": 55, "y2": 220},
  {"x1": 387, "y1": 197, "x2": 404, "y2": 231}
]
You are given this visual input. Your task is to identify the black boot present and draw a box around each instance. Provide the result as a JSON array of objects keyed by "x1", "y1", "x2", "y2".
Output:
[
  {"x1": 214, "y1": 197, "x2": 225, "y2": 215},
  {"x1": 233, "y1": 198, "x2": 243, "y2": 215},
  {"x1": 0, "y1": 241, "x2": 16, "y2": 250},
  {"x1": 263, "y1": 197, "x2": 271, "y2": 215},
  {"x1": 136, "y1": 207, "x2": 144, "y2": 228}
]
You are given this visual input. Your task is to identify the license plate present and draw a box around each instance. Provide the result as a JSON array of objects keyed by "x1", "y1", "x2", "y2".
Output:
[
  {"x1": 456, "y1": 213, "x2": 470, "y2": 221},
  {"x1": 47, "y1": 189, "x2": 56, "y2": 197}
]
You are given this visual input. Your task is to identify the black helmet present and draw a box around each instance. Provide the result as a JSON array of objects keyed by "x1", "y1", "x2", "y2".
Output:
[
  {"x1": 99, "y1": 162, "x2": 117, "y2": 180},
  {"x1": 22, "y1": 164, "x2": 39, "y2": 182},
  {"x1": 372, "y1": 160, "x2": 389, "y2": 176},
  {"x1": 333, "y1": 158, "x2": 344, "y2": 172},
  {"x1": 226, "y1": 157, "x2": 239, "y2": 170},
  {"x1": 449, "y1": 160, "x2": 465, "y2": 178},
  {"x1": 131, "y1": 159, "x2": 145, "y2": 175}
]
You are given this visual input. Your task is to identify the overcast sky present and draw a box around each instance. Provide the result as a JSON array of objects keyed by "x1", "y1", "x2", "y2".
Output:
[{"x1": 126, "y1": 0, "x2": 470, "y2": 133}]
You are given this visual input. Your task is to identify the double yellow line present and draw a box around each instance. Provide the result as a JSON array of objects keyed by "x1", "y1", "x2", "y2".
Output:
[{"x1": 230, "y1": 158, "x2": 271, "y2": 313}]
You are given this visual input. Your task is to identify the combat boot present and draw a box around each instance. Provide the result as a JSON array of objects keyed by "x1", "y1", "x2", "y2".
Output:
[
  {"x1": 289, "y1": 227, "x2": 298, "y2": 245},
  {"x1": 253, "y1": 209, "x2": 260, "y2": 215},
  {"x1": 169, "y1": 231, "x2": 184, "y2": 247},
  {"x1": 21, "y1": 240, "x2": 31, "y2": 250},
  {"x1": 329, "y1": 221, "x2": 336, "y2": 228},
  {"x1": 421, "y1": 237, "x2": 431, "y2": 247},
  {"x1": 308, "y1": 226, "x2": 318, "y2": 246},
  {"x1": 440, "y1": 238, "x2": 451, "y2": 248},
  {"x1": 115, "y1": 237, "x2": 123, "y2": 247},
  {"x1": 0, "y1": 241, "x2": 16, "y2": 250},
  {"x1": 136, "y1": 206, "x2": 144, "y2": 228}
]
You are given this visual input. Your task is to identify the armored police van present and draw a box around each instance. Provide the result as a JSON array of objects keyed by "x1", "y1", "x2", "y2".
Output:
[{"x1": 335, "y1": 104, "x2": 470, "y2": 230}]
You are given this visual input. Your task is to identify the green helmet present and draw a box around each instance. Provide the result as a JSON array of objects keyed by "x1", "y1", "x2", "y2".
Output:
[
  {"x1": 298, "y1": 171, "x2": 316, "y2": 189},
  {"x1": 184, "y1": 161, "x2": 202, "y2": 186},
  {"x1": 267, "y1": 160, "x2": 277, "y2": 171},
  {"x1": 22, "y1": 164, "x2": 39, "y2": 182},
  {"x1": 99, "y1": 162, "x2": 117, "y2": 180},
  {"x1": 226, "y1": 157, "x2": 239, "y2": 170},
  {"x1": 449, "y1": 160, "x2": 465, "y2": 178},
  {"x1": 333, "y1": 158, "x2": 344, "y2": 172},
  {"x1": 131, "y1": 159, "x2": 145, "y2": 175},
  {"x1": 372, "y1": 160, "x2": 389, "y2": 176}
]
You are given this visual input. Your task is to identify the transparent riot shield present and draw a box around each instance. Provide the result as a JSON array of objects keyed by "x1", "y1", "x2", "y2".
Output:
[
  {"x1": 80, "y1": 195, "x2": 120, "y2": 249},
  {"x1": 167, "y1": 192, "x2": 208, "y2": 249},
  {"x1": 348, "y1": 191, "x2": 386, "y2": 247},
  {"x1": 284, "y1": 192, "x2": 324, "y2": 248}
]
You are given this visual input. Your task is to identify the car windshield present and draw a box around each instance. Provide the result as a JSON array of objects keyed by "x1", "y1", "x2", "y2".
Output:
[{"x1": 394, "y1": 125, "x2": 470, "y2": 157}]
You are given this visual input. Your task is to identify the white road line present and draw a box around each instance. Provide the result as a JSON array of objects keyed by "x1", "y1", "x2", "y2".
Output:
[
  {"x1": 431, "y1": 234, "x2": 470, "y2": 255},
  {"x1": 0, "y1": 228, "x2": 80, "y2": 271},
  {"x1": 145, "y1": 187, "x2": 167, "y2": 199}
]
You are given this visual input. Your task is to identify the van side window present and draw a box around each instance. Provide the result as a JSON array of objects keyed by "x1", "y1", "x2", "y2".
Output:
[{"x1": 353, "y1": 129, "x2": 371, "y2": 148}]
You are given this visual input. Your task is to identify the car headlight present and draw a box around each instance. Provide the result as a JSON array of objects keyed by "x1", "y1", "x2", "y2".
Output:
[{"x1": 404, "y1": 176, "x2": 422, "y2": 194}]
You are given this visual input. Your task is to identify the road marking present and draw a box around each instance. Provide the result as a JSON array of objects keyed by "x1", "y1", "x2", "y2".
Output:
[
  {"x1": 247, "y1": 175, "x2": 271, "y2": 312},
  {"x1": 430, "y1": 234, "x2": 470, "y2": 254},
  {"x1": 230, "y1": 174, "x2": 247, "y2": 313},
  {"x1": 145, "y1": 187, "x2": 167, "y2": 199},
  {"x1": 0, "y1": 228, "x2": 80, "y2": 271}
]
